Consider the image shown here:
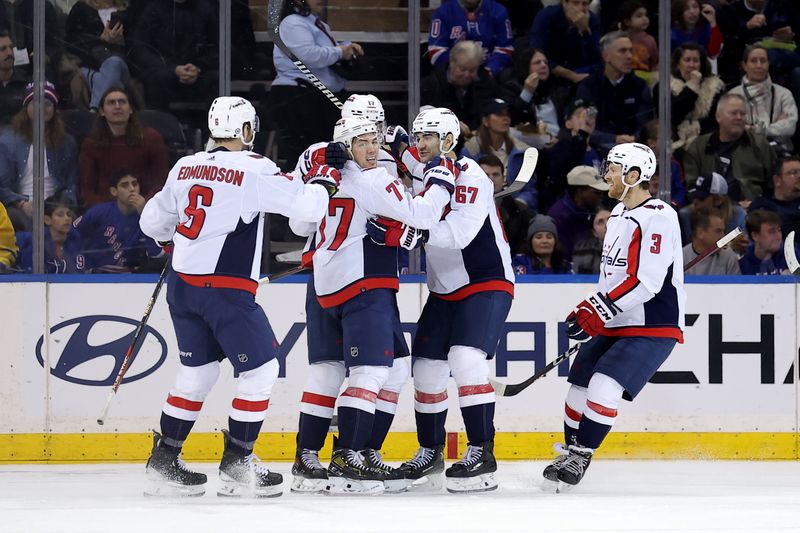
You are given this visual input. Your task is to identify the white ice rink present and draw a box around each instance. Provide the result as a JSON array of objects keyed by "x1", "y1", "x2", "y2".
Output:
[{"x1": 2, "y1": 460, "x2": 799, "y2": 533}]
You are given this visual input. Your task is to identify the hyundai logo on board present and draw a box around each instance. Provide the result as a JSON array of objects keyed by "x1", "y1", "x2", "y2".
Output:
[{"x1": 35, "y1": 315, "x2": 167, "y2": 386}]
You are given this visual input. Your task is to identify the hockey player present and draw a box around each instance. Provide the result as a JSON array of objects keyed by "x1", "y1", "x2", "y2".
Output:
[
  {"x1": 309, "y1": 115, "x2": 456, "y2": 494},
  {"x1": 290, "y1": 95, "x2": 415, "y2": 493},
  {"x1": 369, "y1": 107, "x2": 514, "y2": 493},
  {"x1": 542, "y1": 143, "x2": 686, "y2": 491},
  {"x1": 138, "y1": 96, "x2": 338, "y2": 498}
]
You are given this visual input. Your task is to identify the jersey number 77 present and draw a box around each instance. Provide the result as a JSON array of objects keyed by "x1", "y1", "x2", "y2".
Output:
[{"x1": 318, "y1": 198, "x2": 355, "y2": 251}]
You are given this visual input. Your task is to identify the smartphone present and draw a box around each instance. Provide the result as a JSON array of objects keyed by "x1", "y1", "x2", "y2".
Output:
[{"x1": 109, "y1": 11, "x2": 123, "y2": 27}]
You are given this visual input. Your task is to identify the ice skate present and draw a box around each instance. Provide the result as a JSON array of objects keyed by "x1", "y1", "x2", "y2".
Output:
[
  {"x1": 445, "y1": 441, "x2": 498, "y2": 494},
  {"x1": 362, "y1": 448, "x2": 407, "y2": 493},
  {"x1": 325, "y1": 448, "x2": 385, "y2": 495},
  {"x1": 217, "y1": 430, "x2": 283, "y2": 498},
  {"x1": 541, "y1": 442, "x2": 570, "y2": 492},
  {"x1": 553, "y1": 444, "x2": 593, "y2": 491},
  {"x1": 144, "y1": 431, "x2": 206, "y2": 497},
  {"x1": 291, "y1": 448, "x2": 328, "y2": 493},
  {"x1": 399, "y1": 445, "x2": 445, "y2": 492}
]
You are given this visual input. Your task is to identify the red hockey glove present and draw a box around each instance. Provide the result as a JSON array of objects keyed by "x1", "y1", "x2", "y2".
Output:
[
  {"x1": 566, "y1": 292, "x2": 620, "y2": 340},
  {"x1": 366, "y1": 217, "x2": 428, "y2": 250},
  {"x1": 157, "y1": 240, "x2": 174, "y2": 255},
  {"x1": 304, "y1": 164, "x2": 341, "y2": 197}
]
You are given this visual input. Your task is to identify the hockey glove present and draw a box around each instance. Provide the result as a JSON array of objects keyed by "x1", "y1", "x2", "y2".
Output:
[
  {"x1": 566, "y1": 292, "x2": 620, "y2": 340},
  {"x1": 422, "y1": 156, "x2": 459, "y2": 194},
  {"x1": 366, "y1": 217, "x2": 428, "y2": 250},
  {"x1": 325, "y1": 142, "x2": 349, "y2": 170},
  {"x1": 304, "y1": 164, "x2": 341, "y2": 197},
  {"x1": 384, "y1": 125, "x2": 409, "y2": 156},
  {"x1": 157, "y1": 240, "x2": 174, "y2": 255}
]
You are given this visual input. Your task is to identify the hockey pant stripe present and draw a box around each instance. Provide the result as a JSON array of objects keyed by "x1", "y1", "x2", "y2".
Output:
[
  {"x1": 338, "y1": 387, "x2": 378, "y2": 413},
  {"x1": 230, "y1": 398, "x2": 270, "y2": 423},
  {"x1": 414, "y1": 390, "x2": 448, "y2": 414},
  {"x1": 457, "y1": 384, "x2": 495, "y2": 408},
  {"x1": 564, "y1": 402, "x2": 582, "y2": 426},
  {"x1": 300, "y1": 391, "x2": 337, "y2": 418},
  {"x1": 164, "y1": 394, "x2": 203, "y2": 421},
  {"x1": 375, "y1": 389, "x2": 400, "y2": 415},
  {"x1": 584, "y1": 400, "x2": 618, "y2": 426}
]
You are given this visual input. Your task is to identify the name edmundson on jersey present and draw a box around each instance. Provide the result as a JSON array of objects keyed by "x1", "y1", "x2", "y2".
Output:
[{"x1": 177, "y1": 164, "x2": 245, "y2": 186}]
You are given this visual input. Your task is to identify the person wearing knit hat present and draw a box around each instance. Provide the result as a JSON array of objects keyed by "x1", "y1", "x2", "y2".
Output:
[
  {"x1": 0, "y1": 79, "x2": 78, "y2": 232},
  {"x1": 511, "y1": 214, "x2": 573, "y2": 274}
]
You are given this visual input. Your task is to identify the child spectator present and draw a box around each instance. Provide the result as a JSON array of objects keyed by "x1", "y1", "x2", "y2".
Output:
[
  {"x1": 572, "y1": 206, "x2": 611, "y2": 274},
  {"x1": 512, "y1": 214, "x2": 573, "y2": 274},
  {"x1": 16, "y1": 191, "x2": 83, "y2": 273},
  {"x1": 79, "y1": 87, "x2": 168, "y2": 207},
  {"x1": 0, "y1": 81, "x2": 79, "y2": 232},
  {"x1": 671, "y1": 0, "x2": 724, "y2": 58},
  {"x1": 617, "y1": 0, "x2": 658, "y2": 84},
  {"x1": 683, "y1": 206, "x2": 741, "y2": 275},
  {"x1": 739, "y1": 208, "x2": 789, "y2": 274},
  {"x1": 74, "y1": 169, "x2": 161, "y2": 272}
]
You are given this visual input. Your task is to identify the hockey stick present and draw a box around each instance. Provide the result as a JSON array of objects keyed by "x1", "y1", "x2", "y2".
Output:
[
  {"x1": 258, "y1": 264, "x2": 307, "y2": 286},
  {"x1": 97, "y1": 259, "x2": 170, "y2": 425},
  {"x1": 494, "y1": 147, "x2": 538, "y2": 199},
  {"x1": 784, "y1": 231, "x2": 800, "y2": 275},
  {"x1": 683, "y1": 227, "x2": 742, "y2": 271},
  {"x1": 276, "y1": 249, "x2": 303, "y2": 263},
  {"x1": 489, "y1": 226, "x2": 744, "y2": 397},
  {"x1": 267, "y1": 0, "x2": 343, "y2": 110}
]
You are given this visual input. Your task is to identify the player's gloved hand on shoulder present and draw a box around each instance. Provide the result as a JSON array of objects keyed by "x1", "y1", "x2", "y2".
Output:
[
  {"x1": 422, "y1": 156, "x2": 459, "y2": 194},
  {"x1": 324, "y1": 142, "x2": 349, "y2": 170},
  {"x1": 157, "y1": 240, "x2": 174, "y2": 255},
  {"x1": 366, "y1": 217, "x2": 428, "y2": 250},
  {"x1": 384, "y1": 125, "x2": 409, "y2": 156},
  {"x1": 565, "y1": 292, "x2": 620, "y2": 340},
  {"x1": 304, "y1": 164, "x2": 341, "y2": 197}
]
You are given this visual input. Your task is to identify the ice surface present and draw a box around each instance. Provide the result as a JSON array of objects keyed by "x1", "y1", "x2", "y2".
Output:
[{"x1": 2, "y1": 461, "x2": 799, "y2": 533}]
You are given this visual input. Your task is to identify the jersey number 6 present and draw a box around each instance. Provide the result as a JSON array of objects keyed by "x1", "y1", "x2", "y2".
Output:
[{"x1": 176, "y1": 185, "x2": 214, "y2": 240}]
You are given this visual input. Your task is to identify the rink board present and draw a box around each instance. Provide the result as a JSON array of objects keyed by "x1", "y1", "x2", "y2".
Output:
[{"x1": 1, "y1": 275, "x2": 798, "y2": 462}]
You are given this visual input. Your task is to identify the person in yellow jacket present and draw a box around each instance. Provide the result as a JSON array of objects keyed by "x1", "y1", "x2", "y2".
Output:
[{"x1": 0, "y1": 202, "x2": 18, "y2": 271}]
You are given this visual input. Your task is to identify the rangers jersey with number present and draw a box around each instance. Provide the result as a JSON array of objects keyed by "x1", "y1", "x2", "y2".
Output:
[
  {"x1": 423, "y1": 156, "x2": 514, "y2": 299},
  {"x1": 599, "y1": 198, "x2": 686, "y2": 341},
  {"x1": 140, "y1": 148, "x2": 329, "y2": 292},
  {"x1": 312, "y1": 160, "x2": 450, "y2": 308}
]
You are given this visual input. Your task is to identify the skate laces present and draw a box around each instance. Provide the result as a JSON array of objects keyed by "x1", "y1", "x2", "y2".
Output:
[
  {"x1": 300, "y1": 449, "x2": 324, "y2": 470},
  {"x1": 366, "y1": 449, "x2": 390, "y2": 469},
  {"x1": 344, "y1": 450, "x2": 371, "y2": 473},
  {"x1": 455, "y1": 445, "x2": 483, "y2": 467},
  {"x1": 561, "y1": 450, "x2": 590, "y2": 477},
  {"x1": 406, "y1": 447, "x2": 434, "y2": 468},
  {"x1": 244, "y1": 453, "x2": 272, "y2": 475}
]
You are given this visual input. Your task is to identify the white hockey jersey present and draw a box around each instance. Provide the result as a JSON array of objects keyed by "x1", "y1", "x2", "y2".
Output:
[
  {"x1": 410, "y1": 154, "x2": 514, "y2": 300},
  {"x1": 599, "y1": 198, "x2": 686, "y2": 341},
  {"x1": 290, "y1": 142, "x2": 401, "y2": 267},
  {"x1": 140, "y1": 148, "x2": 329, "y2": 293},
  {"x1": 311, "y1": 160, "x2": 450, "y2": 308}
]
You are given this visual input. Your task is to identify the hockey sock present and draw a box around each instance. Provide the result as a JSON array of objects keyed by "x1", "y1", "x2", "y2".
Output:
[
  {"x1": 563, "y1": 422, "x2": 579, "y2": 446},
  {"x1": 297, "y1": 412, "x2": 332, "y2": 451},
  {"x1": 159, "y1": 412, "x2": 196, "y2": 453},
  {"x1": 336, "y1": 406, "x2": 375, "y2": 450},
  {"x1": 227, "y1": 417, "x2": 263, "y2": 455},
  {"x1": 365, "y1": 408, "x2": 394, "y2": 450},
  {"x1": 577, "y1": 373, "x2": 622, "y2": 449},
  {"x1": 461, "y1": 402, "x2": 495, "y2": 444},
  {"x1": 563, "y1": 385, "x2": 587, "y2": 446},
  {"x1": 576, "y1": 416, "x2": 613, "y2": 449},
  {"x1": 226, "y1": 361, "x2": 277, "y2": 454},
  {"x1": 414, "y1": 409, "x2": 447, "y2": 448}
]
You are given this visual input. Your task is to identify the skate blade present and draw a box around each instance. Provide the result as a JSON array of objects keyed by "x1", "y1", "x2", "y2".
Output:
[
  {"x1": 445, "y1": 472, "x2": 498, "y2": 494},
  {"x1": 144, "y1": 479, "x2": 205, "y2": 498},
  {"x1": 324, "y1": 476, "x2": 384, "y2": 495},
  {"x1": 290, "y1": 475, "x2": 328, "y2": 494},
  {"x1": 540, "y1": 478, "x2": 574, "y2": 494},
  {"x1": 217, "y1": 481, "x2": 283, "y2": 498},
  {"x1": 406, "y1": 472, "x2": 444, "y2": 492},
  {"x1": 383, "y1": 478, "x2": 409, "y2": 494}
]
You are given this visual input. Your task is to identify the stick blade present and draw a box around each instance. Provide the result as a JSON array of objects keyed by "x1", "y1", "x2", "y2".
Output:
[
  {"x1": 488, "y1": 377, "x2": 507, "y2": 396},
  {"x1": 785, "y1": 231, "x2": 800, "y2": 275}
]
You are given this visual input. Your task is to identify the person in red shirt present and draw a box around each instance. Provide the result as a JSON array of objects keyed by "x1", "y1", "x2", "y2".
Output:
[{"x1": 78, "y1": 87, "x2": 168, "y2": 207}]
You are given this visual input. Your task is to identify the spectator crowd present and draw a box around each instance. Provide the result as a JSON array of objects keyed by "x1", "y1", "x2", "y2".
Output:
[{"x1": 0, "y1": 0, "x2": 798, "y2": 276}]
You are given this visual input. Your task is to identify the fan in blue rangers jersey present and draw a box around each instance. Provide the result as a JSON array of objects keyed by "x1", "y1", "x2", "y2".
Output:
[
  {"x1": 368, "y1": 107, "x2": 514, "y2": 494},
  {"x1": 138, "y1": 96, "x2": 337, "y2": 499},
  {"x1": 287, "y1": 95, "x2": 421, "y2": 494},
  {"x1": 302, "y1": 115, "x2": 455, "y2": 495},
  {"x1": 73, "y1": 170, "x2": 162, "y2": 272},
  {"x1": 543, "y1": 142, "x2": 686, "y2": 492},
  {"x1": 427, "y1": 0, "x2": 514, "y2": 78}
]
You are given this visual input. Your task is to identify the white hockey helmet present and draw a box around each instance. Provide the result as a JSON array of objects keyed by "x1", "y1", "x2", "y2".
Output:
[
  {"x1": 342, "y1": 94, "x2": 385, "y2": 124},
  {"x1": 411, "y1": 107, "x2": 460, "y2": 154},
  {"x1": 603, "y1": 142, "x2": 657, "y2": 200},
  {"x1": 208, "y1": 96, "x2": 260, "y2": 147},
  {"x1": 333, "y1": 116, "x2": 378, "y2": 153}
]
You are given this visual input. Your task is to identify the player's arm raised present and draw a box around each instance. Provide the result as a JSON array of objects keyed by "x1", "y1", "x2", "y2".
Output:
[{"x1": 246, "y1": 159, "x2": 334, "y2": 223}]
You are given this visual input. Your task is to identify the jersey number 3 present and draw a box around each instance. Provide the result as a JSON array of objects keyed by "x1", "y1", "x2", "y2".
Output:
[
  {"x1": 650, "y1": 233, "x2": 662, "y2": 254},
  {"x1": 176, "y1": 185, "x2": 214, "y2": 240}
]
